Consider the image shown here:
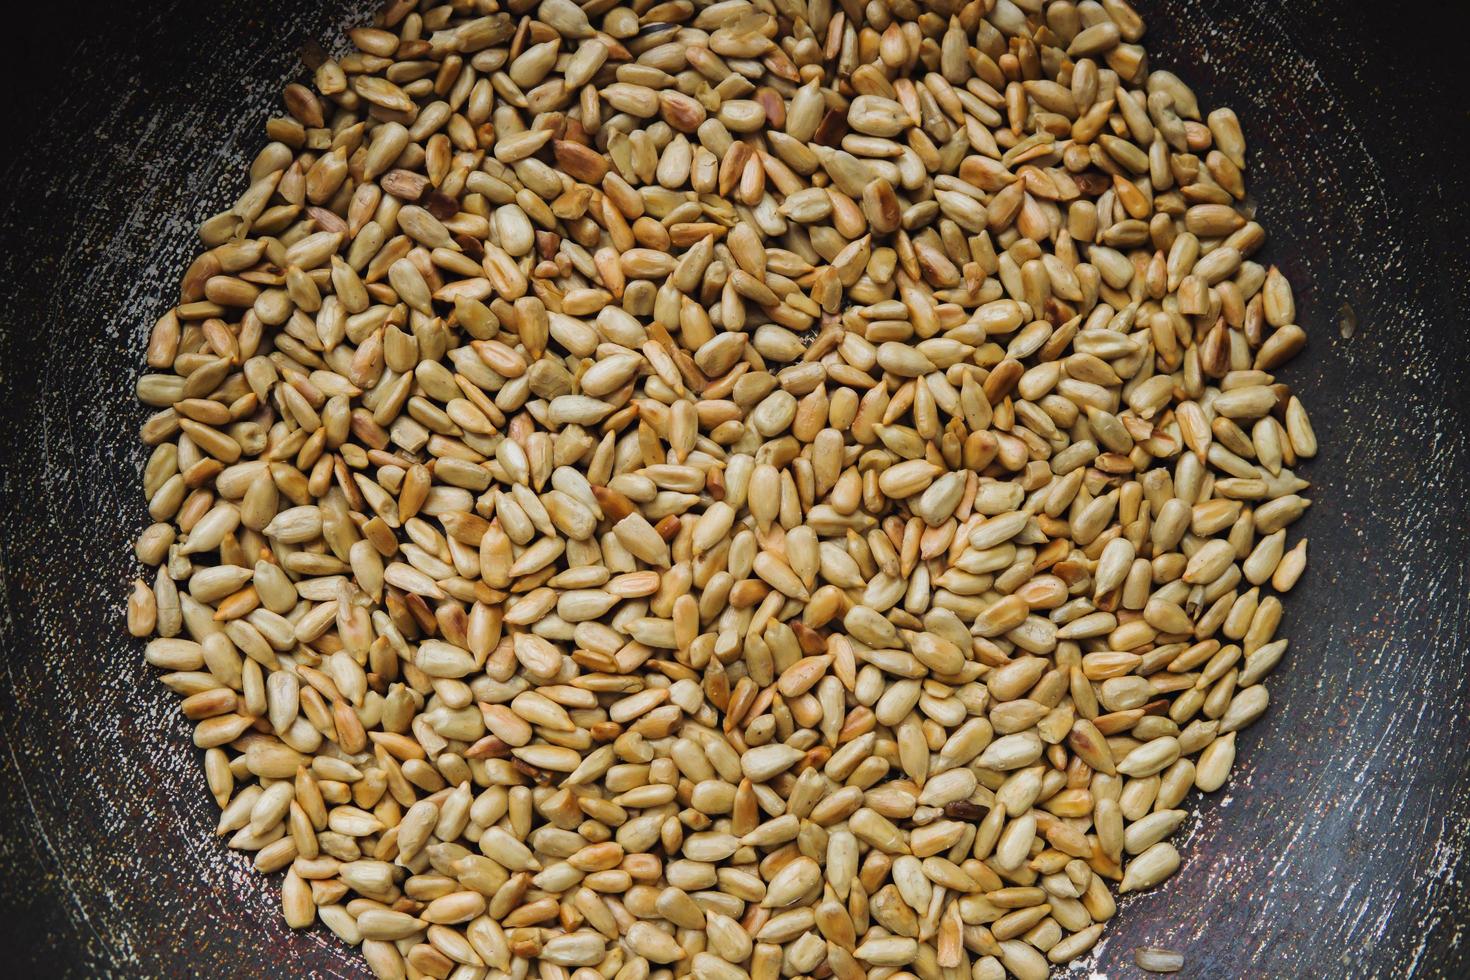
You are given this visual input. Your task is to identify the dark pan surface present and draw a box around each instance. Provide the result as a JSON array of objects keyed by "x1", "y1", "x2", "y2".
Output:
[{"x1": 1, "y1": 1, "x2": 1466, "y2": 977}]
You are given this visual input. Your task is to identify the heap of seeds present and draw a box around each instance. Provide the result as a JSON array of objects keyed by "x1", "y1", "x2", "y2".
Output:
[{"x1": 127, "y1": 0, "x2": 1316, "y2": 977}]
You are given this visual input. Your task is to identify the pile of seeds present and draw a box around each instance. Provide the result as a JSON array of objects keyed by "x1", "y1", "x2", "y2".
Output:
[{"x1": 127, "y1": 0, "x2": 1315, "y2": 976}]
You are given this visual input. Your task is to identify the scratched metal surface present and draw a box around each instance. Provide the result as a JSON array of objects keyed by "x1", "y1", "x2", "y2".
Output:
[{"x1": 0, "y1": 1, "x2": 1466, "y2": 978}]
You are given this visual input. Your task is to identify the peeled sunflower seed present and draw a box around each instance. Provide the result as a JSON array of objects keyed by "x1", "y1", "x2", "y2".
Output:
[{"x1": 1135, "y1": 945, "x2": 1187, "y2": 973}]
